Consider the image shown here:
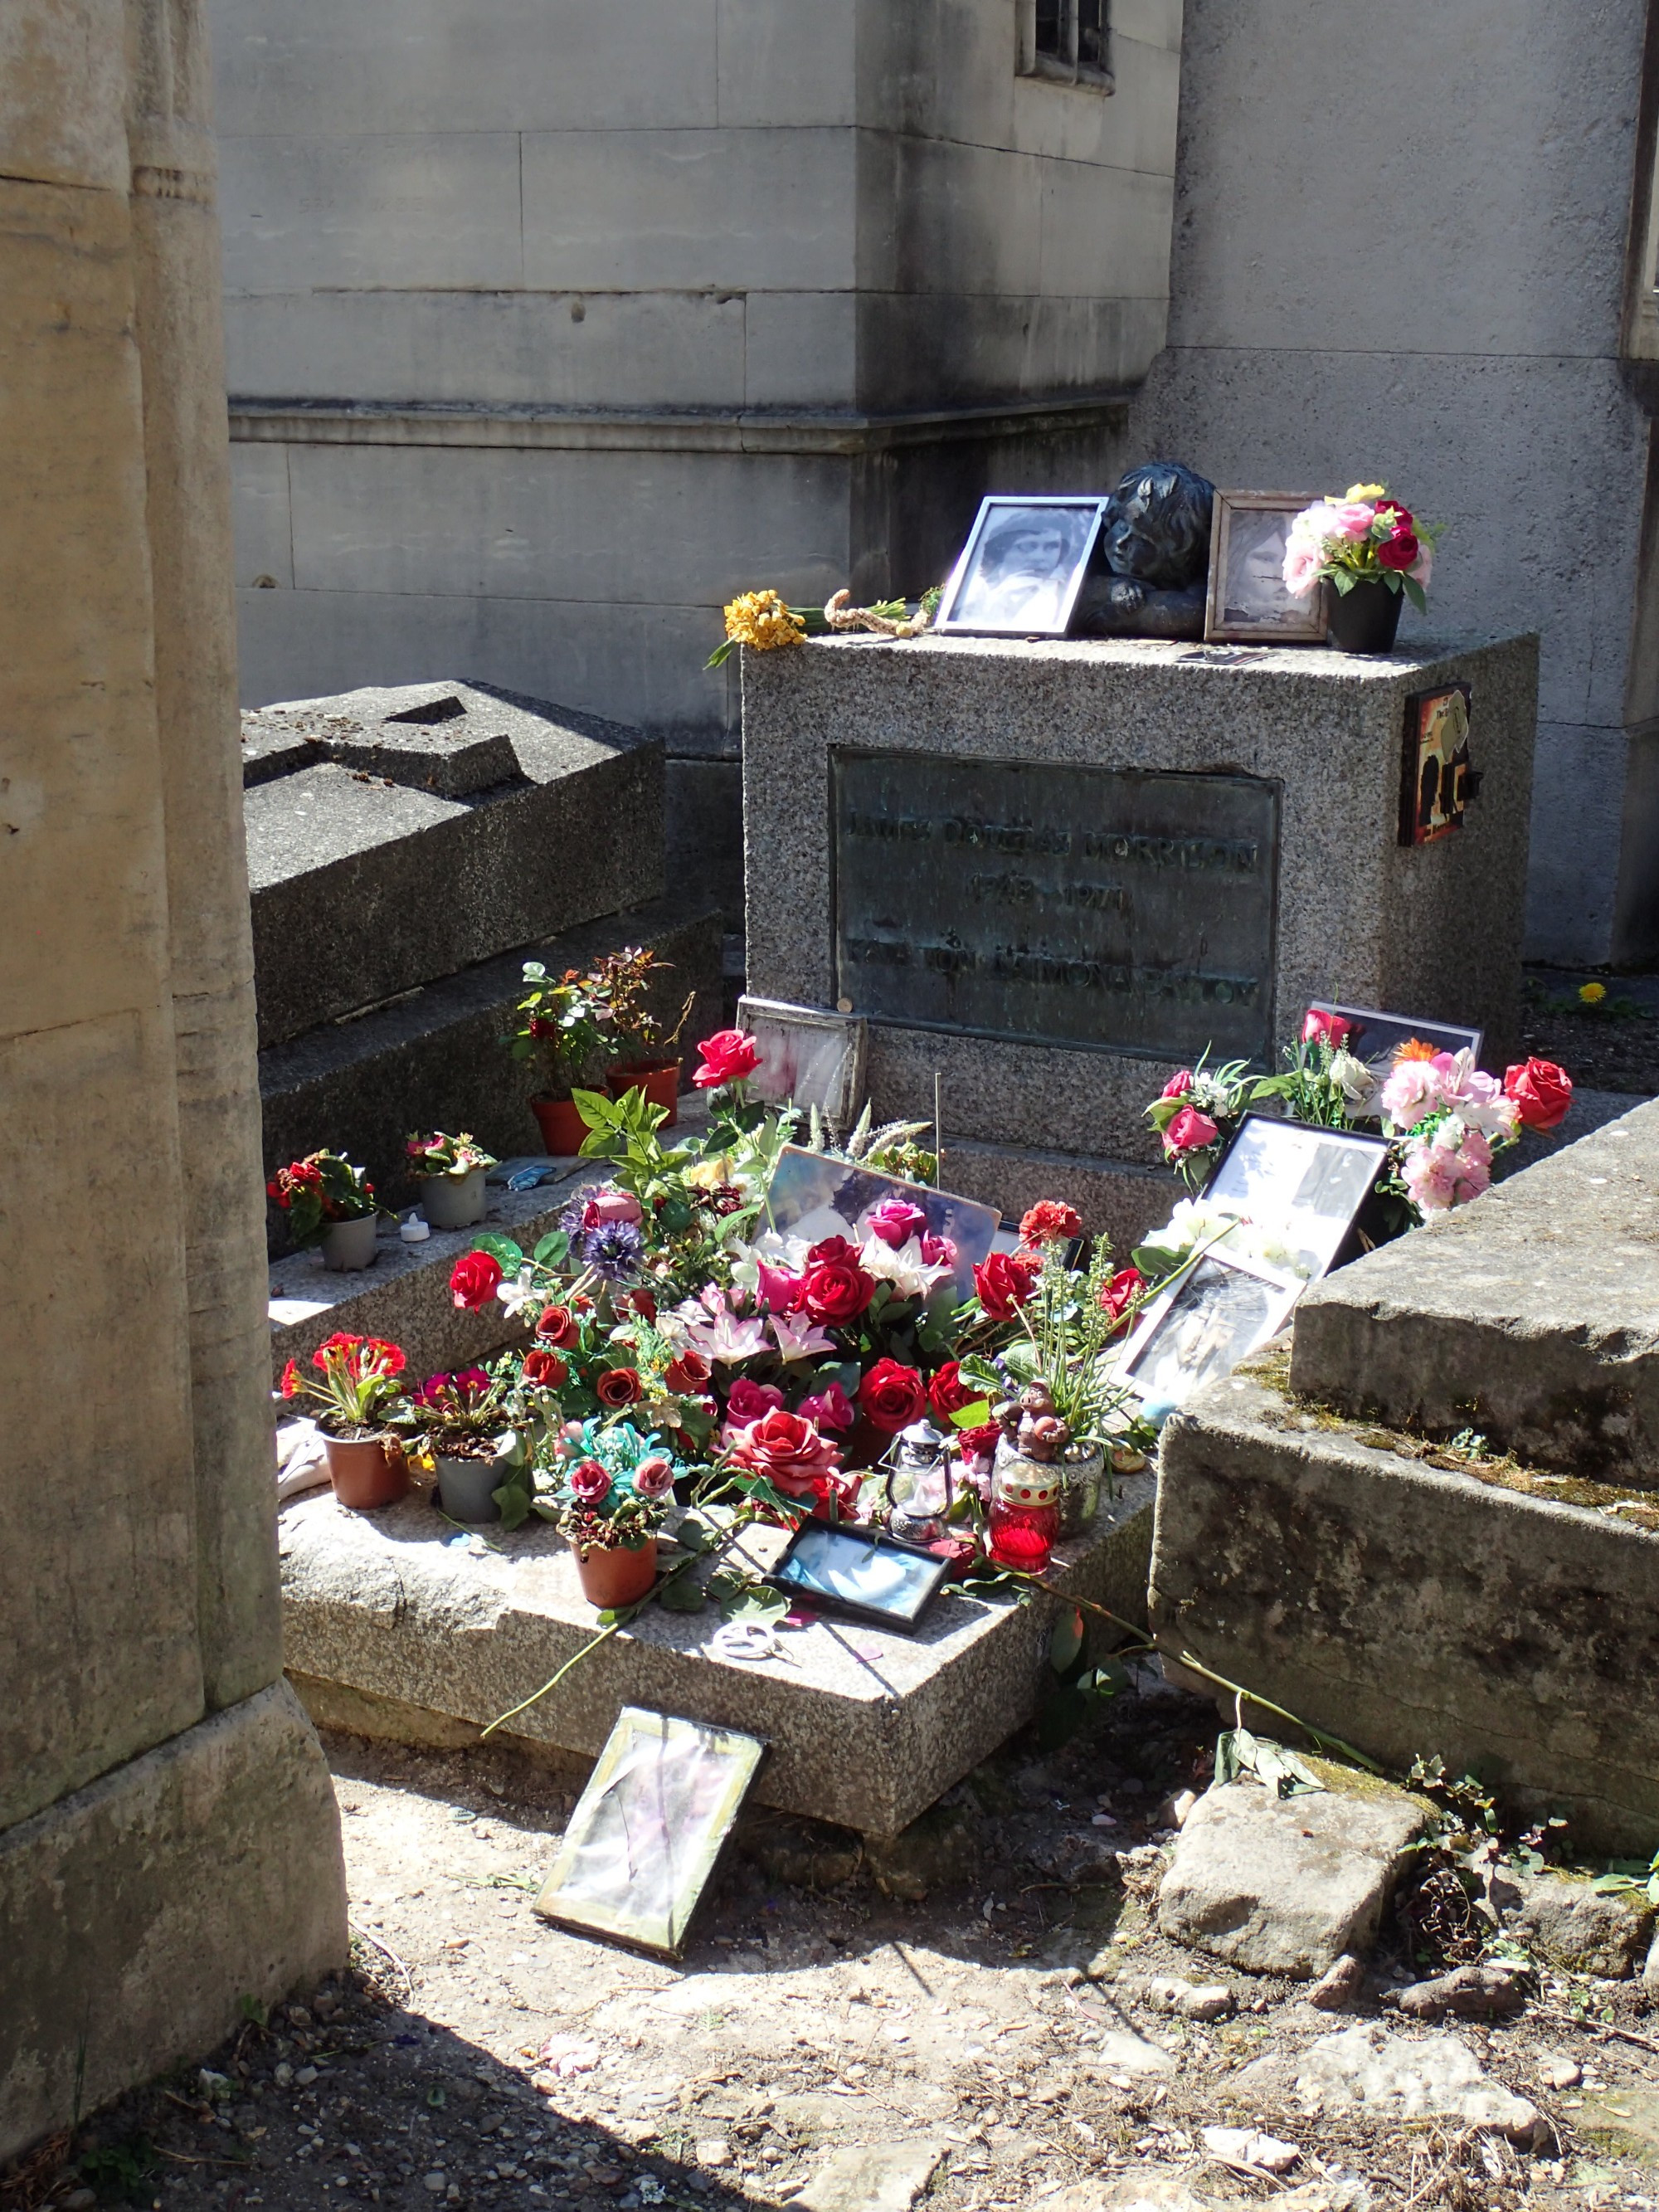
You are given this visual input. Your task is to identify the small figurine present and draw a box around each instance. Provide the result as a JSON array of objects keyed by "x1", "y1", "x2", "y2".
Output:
[
  {"x1": 1073, "y1": 460, "x2": 1216, "y2": 641},
  {"x1": 994, "y1": 1381, "x2": 1073, "y2": 1465}
]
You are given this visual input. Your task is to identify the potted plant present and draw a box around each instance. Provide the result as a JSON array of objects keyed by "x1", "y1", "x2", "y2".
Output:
[
  {"x1": 405, "y1": 1130, "x2": 498, "y2": 1230},
  {"x1": 506, "y1": 962, "x2": 620, "y2": 1156},
  {"x1": 280, "y1": 1333, "x2": 411, "y2": 1508},
  {"x1": 267, "y1": 1150, "x2": 382, "y2": 1270},
  {"x1": 543, "y1": 1419, "x2": 680, "y2": 1609},
  {"x1": 1282, "y1": 482, "x2": 1443, "y2": 654},
  {"x1": 596, "y1": 946, "x2": 695, "y2": 1128},
  {"x1": 401, "y1": 1363, "x2": 523, "y2": 1523}
]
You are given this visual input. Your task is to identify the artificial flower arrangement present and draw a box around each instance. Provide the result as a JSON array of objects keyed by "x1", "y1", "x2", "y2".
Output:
[
  {"x1": 266, "y1": 1150, "x2": 379, "y2": 1241},
  {"x1": 1282, "y1": 483, "x2": 1441, "y2": 615},
  {"x1": 405, "y1": 1131, "x2": 497, "y2": 1182},
  {"x1": 400, "y1": 1361, "x2": 515, "y2": 1459}
]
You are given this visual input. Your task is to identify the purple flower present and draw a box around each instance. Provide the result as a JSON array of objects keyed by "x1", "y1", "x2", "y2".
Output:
[{"x1": 581, "y1": 1219, "x2": 646, "y2": 1282}]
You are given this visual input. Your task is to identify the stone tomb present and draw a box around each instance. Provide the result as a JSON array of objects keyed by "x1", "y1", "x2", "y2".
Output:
[
  {"x1": 742, "y1": 632, "x2": 1537, "y2": 1244},
  {"x1": 279, "y1": 1474, "x2": 1155, "y2": 1839}
]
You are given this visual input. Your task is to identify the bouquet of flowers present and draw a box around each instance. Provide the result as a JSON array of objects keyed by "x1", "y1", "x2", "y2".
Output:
[
  {"x1": 541, "y1": 1419, "x2": 684, "y2": 1558},
  {"x1": 265, "y1": 1150, "x2": 379, "y2": 1245},
  {"x1": 1143, "y1": 1056, "x2": 1255, "y2": 1190},
  {"x1": 1283, "y1": 483, "x2": 1441, "y2": 614},
  {"x1": 404, "y1": 1131, "x2": 498, "y2": 1182},
  {"x1": 280, "y1": 1333, "x2": 407, "y2": 1437},
  {"x1": 1380, "y1": 1047, "x2": 1570, "y2": 1214}
]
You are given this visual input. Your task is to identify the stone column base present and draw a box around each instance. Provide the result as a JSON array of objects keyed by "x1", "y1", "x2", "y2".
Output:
[{"x1": 1, "y1": 1681, "x2": 345, "y2": 2161}]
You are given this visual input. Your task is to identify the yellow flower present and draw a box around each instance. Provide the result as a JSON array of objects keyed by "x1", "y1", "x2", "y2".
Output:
[
  {"x1": 1579, "y1": 981, "x2": 1607, "y2": 1005},
  {"x1": 722, "y1": 588, "x2": 807, "y2": 652},
  {"x1": 1345, "y1": 481, "x2": 1389, "y2": 501}
]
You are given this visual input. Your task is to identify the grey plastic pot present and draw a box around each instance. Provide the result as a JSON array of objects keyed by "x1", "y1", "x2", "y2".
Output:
[
  {"x1": 319, "y1": 1213, "x2": 379, "y2": 1271},
  {"x1": 1055, "y1": 1445, "x2": 1107, "y2": 1538},
  {"x1": 419, "y1": 1165, "x2": 487, "y2": 1230},
  {"x1": 435, "y1": 1430, "x2": 520, "y2": 1523}
]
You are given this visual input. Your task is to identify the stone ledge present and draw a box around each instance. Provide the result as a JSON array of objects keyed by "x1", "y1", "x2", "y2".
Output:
[
  {"x1": 1291, "y1": 1096, "x2": 1659, "y2": 1478},
  {"x1": 0, "y1": 1683, "x2": 344, "y2": 2162},
  {"x1": 930, "y1": 1135, "x2": 1173, "y2": 1256},
  {"x1": 1151, "y1": 1365, "x2": 1659, "y2": 1853},
  {"x1": 278, "y1": 1476, "x2": 1157, "y2": 1839}
]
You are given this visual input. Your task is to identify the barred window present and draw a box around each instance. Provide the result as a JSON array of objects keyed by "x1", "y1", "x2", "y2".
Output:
[{"x1": 1022, "y1": 0, "x2": 1112, "y2": 89}]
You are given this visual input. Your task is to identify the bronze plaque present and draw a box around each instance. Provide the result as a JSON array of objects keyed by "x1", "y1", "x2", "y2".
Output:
[{"x1": 832, "y1": 752, "x2": 1279, "y2": 1063}]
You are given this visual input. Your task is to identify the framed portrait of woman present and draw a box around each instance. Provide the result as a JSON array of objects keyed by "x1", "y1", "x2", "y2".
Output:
[
  {"x1": 936, "y1": 495, "x2": 1107, "y2": 637},
  {"x1": 1203, "y1": 490, "x2": 1326, "y2": 644}
]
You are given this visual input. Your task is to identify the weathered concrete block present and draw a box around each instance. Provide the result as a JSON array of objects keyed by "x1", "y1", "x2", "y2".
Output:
[
  {"x1": 279, "y1": 1476, "x2": 1157, "y2": 1838},
  {"x1": 0, "y1": 1683, "x2": 344, "y2": 2162},
  {"x1": 246, "y1": 680, "x2": 662, "y2": 1047},
  {"x1": 1156, "y1": 1766, "x2": 1433, "y2": 1978},
  {"x1": 1291, "y1": 1099, "x2": 1659, "y2": 1479},
  {"x1": 258, "y1": 891, "x2": 722, "y2": 1195},
  {"x1": 1512, "y1": 1873, "x2": 1657, "y2": 1980},
  {"x1": 1151, "y1": 1366, "x2": 1659, "y2": 1852}
]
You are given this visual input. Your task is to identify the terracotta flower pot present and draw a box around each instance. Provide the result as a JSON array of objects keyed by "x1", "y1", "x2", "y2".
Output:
[
  {"x1": 531, "y1": 1094, "x2": 591, "y2": 1156},
  {"x1": 324, "y1": 1434, "x2": 410, "y2": 1509},
  {"x1": 606, "y1": 1060, "x2": 681, "y2": 1128},
  {"x1": 1325, "y1": 577, "x2": 1404, "y2": 655},
  {"x1": 573, "y1": 1537, "x2": 659, "y2": 1610},
  {"x1": 319, "y1": 1213, "x2": 379, "y2": 1270},
  {"x1": 418, "y1": 1164, "x2": 487, "y2": 1230}
]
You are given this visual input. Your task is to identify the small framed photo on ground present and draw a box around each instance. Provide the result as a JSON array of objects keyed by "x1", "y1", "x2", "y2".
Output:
[
  {"x1": 1305, "y1": 1002, "x2": 1483, "y2": 1113},
  {"x1": 765, "y1": 1522, "x2": 951, "y2": 1632},
  {"x1": 1204, "y1": 491, "x2": 1326, "y2": 644},
  {"x1": 1402, "y1": 682, "x2": 1473, "y2": 844},
  {"x1": 1204, "y1": 1113, "x2": 1389, "y2": 1279},
  {"x1": 533, "y1": 1708, "x2": 766, "y2": 1961},
  {"x1": 936, "y1": 495, "x2": 1107, "y2": 637},
  {"x1": 735, "y1": 996, "x2": 868, "y2": 1128},
  {"x1": 1118, "y1": 1249, "x2": 1302, "y2": 1411}
]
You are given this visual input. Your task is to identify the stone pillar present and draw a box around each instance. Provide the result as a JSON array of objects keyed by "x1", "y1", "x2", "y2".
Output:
[{"x1": 0, "y1": 0, "x2": 344, "y2": 2162}]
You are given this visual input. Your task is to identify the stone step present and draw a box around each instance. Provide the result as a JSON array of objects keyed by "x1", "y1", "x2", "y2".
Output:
[
  {"x1": 245, "y1": 679, "x2": 663, "y2": 1048},
  {"x1": 259, "y1": 889, "x2": 722, "y2": 1201},
  {"x1": 1152, "y1": 1362, "x2": 1659, "y2": 1854},
  {"x1": 1289, "y1": 1095, "x2": 1659, "y2": 1479},
  {"x1": 278, "y1": 1472, "x2": 1157, "y2": 1839}
]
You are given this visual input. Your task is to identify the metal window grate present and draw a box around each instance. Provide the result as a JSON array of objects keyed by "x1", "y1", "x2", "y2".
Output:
[{"x1": 1020, "y1": 0, "x2": 1112, "y2": 89}]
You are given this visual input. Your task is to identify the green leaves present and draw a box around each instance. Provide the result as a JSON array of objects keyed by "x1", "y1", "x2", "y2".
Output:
[
  {"x1": 533, "y1": 1230, "x2": 570, "y2": 1268},
  {"x1": 471, "y1": 1232, "x2": 525, "y2": 1272},
  {"x1": 1215, "y1": 1725, "x2": 1324, "y2": 1798},
  {"x1": 1401, "y1": 574, "x2": 1428, "y2": 615}
]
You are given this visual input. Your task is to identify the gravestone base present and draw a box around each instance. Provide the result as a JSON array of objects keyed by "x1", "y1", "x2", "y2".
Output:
[
  {"x1": 279, "y1": 1477, "x2": 1156, "y2": 1839},
  {"x1": 938, "y1": 1134, "x2": 1175, "y2": 1252}
]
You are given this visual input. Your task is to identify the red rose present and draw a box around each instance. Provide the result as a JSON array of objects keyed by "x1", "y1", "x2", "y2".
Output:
[
  {"x1": 633, "y1": 1455, "x2": 675, "y2": 1500},
  {"x1": 1376, "y1": 526, "x2": 1420, "y2": 573},
  {"x1": 693, "y1": 1028, "x2": 760, "y2": 1089},
  {"x1": 1302, "y1": 1008, "x2": 1351, "y2": 1047},
  {"x1": 1100, "y1": 1266, "x2": 1146, "y2": 1336},
  {"x1": 726, "y1": 1407, "x2": 848, "y2": 1505},
  {"x1": 629, "y1": 1289, "x2": 657, "y2": 1325},
  {"x1": 803, "y1": 1255, "x2": 875, "y2": 1326},
  {"x1": 664, "y1": 1348, "x2": 712, "y2": 1394},
  {"x1": 1162, "y1": 1105, "x2": 1219, "y2": 1158},
  {"x1": 858, "y1": 1357, "x2": 927, "y2": 1434},
  {"x1": 266, "y1": 1177, "x2": 289, "y2": 1207},
  {"x1": 568, "y1": 1459, "x2": 612, "y2": 1505},
  {"x1": 1504, "y1": 1057, "x2": 1573, "y2": 1131},
  {"x1": 522, "y1": 1348, "x2": 567, "y2": 1389},
  {"x1": 927, "y1": 1361, "x2": 979, "y2": 1424},
  {"x1": 450, "y1": 1251, "x2": 504, "y2": 1311},
  {"x1": 596, "y1": 1367, "x2": 643, "y2": 1408},
  {"x1": 537, "y1": 1304, "x2": 578, "y2": 1347},
  {"x1": 957, "y1": 1420, "x2": 1002, "y2": 1464},
  {"x1": 973, "y1": 1250, "x2": 1039, "y2": 1321},
  {"x1": 1160, "y1": 1068, "x2": 1194, "y2": 1100},
  {"x1": 1019, "y1": 1200, "x2": 1082, "y2": 1247},
  {"x1": 806, "y1": 1235, "x2": 860, "y2": 1267}
]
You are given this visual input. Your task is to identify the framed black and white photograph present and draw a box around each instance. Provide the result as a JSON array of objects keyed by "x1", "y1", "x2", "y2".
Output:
[
  {"x1": 765, "y1": 1522, "x2": 952, "y2": 1632},
  {"x1": 1118, "y1": 1250, "x2": 1302, "y2": 1411},
  {"x1": 735, "y1": 996, "x2": 868, "y2": 1128},
  {"x1": 1204, "y1": 1113, "x2": 1389, "y2": 1279},
  {"x1": 533, "y1": 1708, "x2": 766, "y2": 1961},
  {"x1": 1204, "y1": 490, "x2": 1326, "y2": 644},
  {"x1": 1305, "y1": 1003, "x2": 1484, "y2": 1115},
  {"x1": 936, "y1": 495, "x2": 1107, "y2": 637}
]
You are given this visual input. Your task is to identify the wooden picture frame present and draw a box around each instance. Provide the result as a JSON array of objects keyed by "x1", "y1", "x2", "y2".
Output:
[{"x1": 1203, "y1": 490, "x2": 1326, "y2": 644}]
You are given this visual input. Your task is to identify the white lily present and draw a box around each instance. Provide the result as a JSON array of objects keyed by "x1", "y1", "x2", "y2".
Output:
[{"x1": 858, "y1": 1232, "x2": 954, "y2": 1302}]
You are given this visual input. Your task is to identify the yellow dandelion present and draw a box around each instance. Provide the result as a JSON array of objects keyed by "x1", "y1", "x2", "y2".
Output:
[
  {"x1": 1579, "y1": 981, "x2": 1607, "y2": 1005},
  {"x1": 722, "y1": 588, "x2": 807, "y2": 653},
  {"x1": 1345, "y1": 481, "x2": 1389, "y2": 501}
]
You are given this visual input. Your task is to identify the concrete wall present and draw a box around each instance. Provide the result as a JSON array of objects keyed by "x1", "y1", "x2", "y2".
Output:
[
  {"x1": 1126, "y1": 0, "x2": 1658, "y2": 967},
  {"x1": 1, "y1": 0, "x2": 344, "y2": 2159},
  {"x1": 212, "y1": 0, "x2": 1184, "y2": 902}
]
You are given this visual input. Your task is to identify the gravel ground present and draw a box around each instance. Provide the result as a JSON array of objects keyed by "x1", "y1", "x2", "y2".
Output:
[{"x1": 9, "y1": 1672, "x2": 1659, "y2": 2212}]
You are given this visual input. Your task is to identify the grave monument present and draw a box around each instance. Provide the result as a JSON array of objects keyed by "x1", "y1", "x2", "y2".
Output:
[
  {"x1": 1, "y1": 0, "x2": 343, "y2": 2160},
  {"x1": 742, "y1": 631, "x2": 1538, "y2": 1245}
]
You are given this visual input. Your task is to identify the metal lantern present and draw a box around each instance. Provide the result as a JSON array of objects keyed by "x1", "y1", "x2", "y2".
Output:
[{"x1": 883, "y1": 1420, "x2": 956, "y2": 1545}]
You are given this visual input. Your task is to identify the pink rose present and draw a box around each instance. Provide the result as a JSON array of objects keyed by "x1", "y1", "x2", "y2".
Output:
[
  {"x1": 920, "y1": 1232, "x2": 957, "y2": 1269},
  {"x1": 568, "y1": 1459, "x2": 612, "y2": 1506},
  {"x1": 583, "y1": 1186, "x2": 644, "y2": 1227},
  {"x1": 1282, "y1": 543, "x2": 1322, "y2": 598},
  {"x1": 1160, "y1": 1069, "x2": 1194, "y2": 1099},
  {"x1": 1162, "y1": 1105, "x2": 1219, "y2": 1158},
  {"x1": 755, "y1": 1261, "x2": 807, "y2": 1313},
  {"x1": 866, "y1": 1198, "x2": 929, "y2": 1250},
  {"x1": 693, "y1": 1028, "x2": 759, "y2": 1089},
  {"x1": 726, "y1": 1376, "x2": 786, "y2": 1425},
  {"x1": 1301, "y1": 1007, "x2": 1351, "y2": 1047},
  {"x1": 796, "y1": 1382, "x2": 855, "y2": 1433},
  {"x1": 726, "y1": 1408, "x2": 849, "y2": 1509},
  {"x1": 632, "y1": 1455, "x2": 675, "y2": 1500},
  {"x1": 1329, "y1": 500, "x2": 1376, "y2": 538}
]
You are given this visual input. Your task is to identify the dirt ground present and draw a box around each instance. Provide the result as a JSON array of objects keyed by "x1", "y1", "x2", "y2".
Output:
[
  {"x1": 13, "y1": 1668, "x2": 1659, "y2": 2212},
  {"x1": 1520, "y1": 970, "x2": 1659, "y2": 1097}
]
